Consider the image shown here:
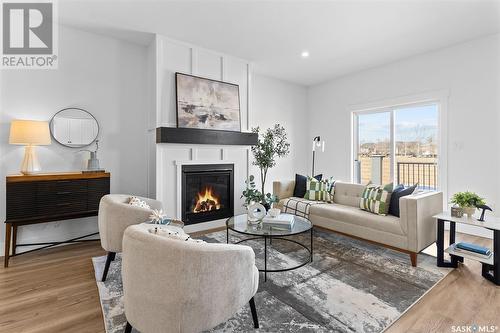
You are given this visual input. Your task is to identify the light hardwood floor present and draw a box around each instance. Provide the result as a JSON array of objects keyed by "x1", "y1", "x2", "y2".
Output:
[{"x1": 0, "y1": 232, "x2": 498, "y2": 333}]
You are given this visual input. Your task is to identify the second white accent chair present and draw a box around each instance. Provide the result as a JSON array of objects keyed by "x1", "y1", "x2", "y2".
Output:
[
  {"x1": 122, "y1": 224, "x2": 260, "y2": 333},
  {"x1": 97, "y1": 194, "x2": 162, "y2": 281}
]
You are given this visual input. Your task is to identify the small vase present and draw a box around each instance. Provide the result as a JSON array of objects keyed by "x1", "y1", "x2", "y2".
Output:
[{"x1": 463, "y1": 206, "x2": 476, "y2": 218}]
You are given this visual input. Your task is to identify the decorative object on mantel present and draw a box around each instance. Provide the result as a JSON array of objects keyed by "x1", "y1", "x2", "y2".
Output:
[
  {"x1": 311, "y1": 135, "x2": 325, "y2": 176},
  {"x1": 9, "y1": 119, "x2": 52, "y2": 174},
  {"x1": 175, "y1": 72, "x2": 241, "y2": 131},
  {"x1": 243, "y1": 125, "x2": 290, "y2": 210},
  {"x1": 50, "y1": 108, "x2": 99, "y2": 148},
  {"x1": 450, "y1": 191, "x2": 486, "y2": 218}
]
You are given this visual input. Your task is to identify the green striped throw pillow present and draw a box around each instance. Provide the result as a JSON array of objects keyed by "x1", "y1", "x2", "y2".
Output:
[
  {"x1": 304, "y1": 176, "x2": 333, "y2": 202},
  {"x1": 359, "y1": 183, "x2": 393, "y2": 216}
]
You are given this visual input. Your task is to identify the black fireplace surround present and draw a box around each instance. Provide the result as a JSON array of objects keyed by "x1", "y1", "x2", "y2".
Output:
[{"x1": 181, "y1": 164, "x2": 234, "y2": 225}]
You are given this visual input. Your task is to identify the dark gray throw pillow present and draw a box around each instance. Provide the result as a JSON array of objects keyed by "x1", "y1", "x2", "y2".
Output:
[
  {"x1": 389, "y1": 184, "x2": 418, "y2": 217},
  {"x1": 293, "y1": 174, "x2": 322, "y2": 198}
]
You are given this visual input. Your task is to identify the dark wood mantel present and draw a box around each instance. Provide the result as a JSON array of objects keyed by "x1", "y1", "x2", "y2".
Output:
[{"x1": 156, "y1": 127, "x2": 258, "y2": 145}]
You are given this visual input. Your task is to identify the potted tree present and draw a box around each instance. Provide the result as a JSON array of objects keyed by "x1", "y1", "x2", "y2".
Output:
[
  {"x1": 242, "y1": 124, "x2": 290, "y2": 210},
  {"x1": 450, "y1": 191, "x2": 486, "y2": 218}
]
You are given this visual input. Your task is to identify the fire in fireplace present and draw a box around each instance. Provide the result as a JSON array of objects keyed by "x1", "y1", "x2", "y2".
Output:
[
  {"x1": 193, "y1": 186, "x2": 221, "y2": 213},
  {"x1": 182, "y1": 164, "x2": 234, "y2": 225}
]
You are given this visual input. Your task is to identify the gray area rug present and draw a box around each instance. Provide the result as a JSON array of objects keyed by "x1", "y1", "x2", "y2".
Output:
[{"x1": 92, "y1": 228, "x2": 450, "y2": 333}]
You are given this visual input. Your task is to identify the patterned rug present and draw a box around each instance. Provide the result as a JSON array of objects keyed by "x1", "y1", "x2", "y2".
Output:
[{"x1": 92, "y1": 228, "x2": 450, "y2": 333}]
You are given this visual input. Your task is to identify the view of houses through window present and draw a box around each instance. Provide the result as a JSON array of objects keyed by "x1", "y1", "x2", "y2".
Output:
[{"x1": 354, "y1": 103, "x2": 439, "y2": 190}]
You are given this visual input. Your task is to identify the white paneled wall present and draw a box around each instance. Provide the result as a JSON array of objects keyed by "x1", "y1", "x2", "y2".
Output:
[{"x1": 154, "y1": 35, "x2": 252, "y2": 232}]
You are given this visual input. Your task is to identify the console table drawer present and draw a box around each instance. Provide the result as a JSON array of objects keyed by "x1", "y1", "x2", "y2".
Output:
[
  {"x1": 37, "y1": 180, "x2": 88, "y2": 197},
  {"x1": 38, "y1": 201, "x2": 88, "y2": 216}
]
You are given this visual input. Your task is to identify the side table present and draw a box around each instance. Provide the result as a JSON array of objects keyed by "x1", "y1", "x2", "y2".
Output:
[{"x1": 434, "y1": 212, "x2": 500, "y2": 285}]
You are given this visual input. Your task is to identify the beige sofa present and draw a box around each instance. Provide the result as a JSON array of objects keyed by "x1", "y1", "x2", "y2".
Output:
[{"x1": 274, "y1": 180, "x2": 443, "y2": 266}]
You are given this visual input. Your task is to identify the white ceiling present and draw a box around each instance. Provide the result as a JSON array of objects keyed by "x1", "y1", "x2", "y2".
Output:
[{"x1": 60, "y1": 0, "x2": 500, "y2": 86}]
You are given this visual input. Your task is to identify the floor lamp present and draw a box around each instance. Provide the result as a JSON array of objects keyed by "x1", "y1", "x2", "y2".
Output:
[{"x1": 312, "y1": 136, "x2": 325, "y2": 176}]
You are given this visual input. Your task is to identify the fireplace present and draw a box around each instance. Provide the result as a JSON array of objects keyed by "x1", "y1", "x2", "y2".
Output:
[{"x1": 181, "y1": 164, "x2": 234, "y2": 225}]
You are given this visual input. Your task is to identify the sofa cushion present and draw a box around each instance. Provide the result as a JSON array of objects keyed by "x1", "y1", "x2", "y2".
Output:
[
  {"x1": 293, "y1": 174, "x2": 322, "y2": 198},
  {"x1": 310, "y1": 203, "x2": 405, "y2": 236},
  {"x1": 389, "y1": 184, "x2": 417, "y2": 217},
  {"x1": 333, "y1": 182, "x2": 366, "y2": 207},
  {"x1": 304, "y1": 177, "x2": 332, "y2": 202},
  {"x1": 359, "y1": 183, "x2": 393, "y2": 216},
  {"x1": 279, "y1": 197, "x2": 326, "y2": 218}
]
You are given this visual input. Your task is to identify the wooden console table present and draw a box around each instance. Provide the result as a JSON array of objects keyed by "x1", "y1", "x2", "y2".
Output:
[
  {"x1": 4, "y1": 172, "x2": 110, "y2": 267},
  {"x1": 434, "y1": 212, "x2": 500, "y2": 285}
]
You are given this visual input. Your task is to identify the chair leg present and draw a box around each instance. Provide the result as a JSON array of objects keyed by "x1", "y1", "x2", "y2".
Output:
[
  {"x1": 124, "y1": 321, "x2": 132, "y2": 333},
  {"x1": 102, "y1": 251, "x2": 116, "y2": 282},
  {"x1": 249, "y1": 297, "x2": 259, "y2": 329}
]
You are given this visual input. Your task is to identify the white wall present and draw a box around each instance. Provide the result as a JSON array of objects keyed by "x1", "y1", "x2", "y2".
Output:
[
  {"x1": 308, "y1": 34, "x2": 500, "y2": 236},
  {"x1": 251, "y1": 74, "x2": 309, "y2": 194},
  {"x1": 0, "y1": 25, "x2": 150, "y2": 255}
]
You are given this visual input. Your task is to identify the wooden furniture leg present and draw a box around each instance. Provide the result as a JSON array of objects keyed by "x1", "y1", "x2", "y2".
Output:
[
  {"x1": 410, "y1": 252, "x2": 417, "y2": 267},
  {"x1": 12, "y1": 224, "x2": 17, "y2": 255},
  {"x1": 4, "y1": 222, "x2": 12, "y2": 268}
]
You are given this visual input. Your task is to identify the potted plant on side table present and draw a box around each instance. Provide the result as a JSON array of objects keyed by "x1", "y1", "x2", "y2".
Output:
[
  {"x1": 450, "y1": 191, "x2": 486, "y2": 218},
  {"x1": 242, "y1": 124, "x2": 290, "y2": 211}
]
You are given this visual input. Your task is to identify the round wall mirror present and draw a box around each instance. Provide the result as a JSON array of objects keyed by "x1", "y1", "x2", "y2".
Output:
[{"x1": 50, "y1": 108, "x2": 99, "y2": 148}]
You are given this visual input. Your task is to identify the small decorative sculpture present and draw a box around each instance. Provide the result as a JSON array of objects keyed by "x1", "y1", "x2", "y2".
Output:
[
  {"x1": 78, "y1": 140, "x2": 101, "y2": 171},
  {"x1": 149, "y1": 209, "x2": 169, "y2": 224},
  {"x1": 476, "y1": 204, "x2": 492, "y2": 222}
]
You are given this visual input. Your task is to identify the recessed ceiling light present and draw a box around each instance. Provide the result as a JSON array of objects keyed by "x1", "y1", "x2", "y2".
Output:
[{"x1": 301, "y1": 51, "x2": 309, "y2": 58}]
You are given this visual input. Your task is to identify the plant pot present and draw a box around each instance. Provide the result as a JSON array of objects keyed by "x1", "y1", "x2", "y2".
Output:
[{"x1": 462, "y1": 206, "x2": 476, "y2": 218}]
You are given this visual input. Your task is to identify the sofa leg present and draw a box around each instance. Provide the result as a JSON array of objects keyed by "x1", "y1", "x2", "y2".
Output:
[
  {"x1": 249, "y1": 297, "x2": 259, "y2": 329},
  {"x1": 124, "y1": 321, "x2": 132, "y2": 333},
  {"x1": 102, "y1": 251, "x2": 116, "y2": 282},
  {"x1": 410, "y1": 252, "x2": 417, "y2": 267}
]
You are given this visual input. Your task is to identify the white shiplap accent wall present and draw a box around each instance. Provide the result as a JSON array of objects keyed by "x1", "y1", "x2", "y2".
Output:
[{"x1": 154, "y1": 34, "x2": 252, "y2": 232}]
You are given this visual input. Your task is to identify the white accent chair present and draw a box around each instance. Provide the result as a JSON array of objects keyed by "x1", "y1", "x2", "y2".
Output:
[
  {"x1": 97, "y1": 194, "x2": 162, "y2": 281},
  {"x1": 122, "y1": 224, "x2": 260, "y2": 333}
]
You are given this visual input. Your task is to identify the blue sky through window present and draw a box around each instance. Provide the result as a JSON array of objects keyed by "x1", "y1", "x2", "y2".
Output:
[{"x1": 358, "y1": 104, "x2": 438, "y2": 144}]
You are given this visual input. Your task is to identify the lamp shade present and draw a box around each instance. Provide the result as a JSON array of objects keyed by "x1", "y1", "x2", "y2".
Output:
[{"x1": 9, "y1": 120, "x2": 51, "y2": 145}]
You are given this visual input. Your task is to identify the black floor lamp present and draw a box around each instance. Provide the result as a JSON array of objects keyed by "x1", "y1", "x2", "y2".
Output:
[{"x1": 312, "y1": 136, "x2": 325, "y2": 176}]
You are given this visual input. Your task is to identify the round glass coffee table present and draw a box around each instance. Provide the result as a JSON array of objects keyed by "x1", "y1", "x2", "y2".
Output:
[{"x1": 226, "y1": 214, "x2": 313, "y2": 281}]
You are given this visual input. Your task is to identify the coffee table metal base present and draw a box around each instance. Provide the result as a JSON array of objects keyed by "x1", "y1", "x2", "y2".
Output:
[{"x1": 227, "y1": 228, "x2": 313, "y2": 282}]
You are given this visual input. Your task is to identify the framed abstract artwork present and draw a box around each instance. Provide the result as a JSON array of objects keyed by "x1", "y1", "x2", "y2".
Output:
[{"x1": 175, "y1": 72, "x2": 241, "y2": 132}]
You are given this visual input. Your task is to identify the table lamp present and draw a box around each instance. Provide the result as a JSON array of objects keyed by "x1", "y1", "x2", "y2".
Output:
[{"x1": 9, "y1": 120, "x2": 52, "y2": 174}]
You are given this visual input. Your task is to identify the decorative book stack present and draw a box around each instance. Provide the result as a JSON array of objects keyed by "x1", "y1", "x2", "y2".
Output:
[
  {"x1": 452, "y1": 242, "x2": 492, "y2": 259},
  {"x1": 262, "y1": 213, "x2": 295, "y2": 229}
]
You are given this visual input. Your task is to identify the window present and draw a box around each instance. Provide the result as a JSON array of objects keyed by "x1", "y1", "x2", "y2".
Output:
[{"x1": 353, "y1": 103, "x2": 440, "y2": 190}]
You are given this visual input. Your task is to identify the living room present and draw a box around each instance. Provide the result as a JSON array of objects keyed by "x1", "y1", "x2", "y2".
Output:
[{"x1": 1, "y1": 1, "x2": 499, "y2": 332}]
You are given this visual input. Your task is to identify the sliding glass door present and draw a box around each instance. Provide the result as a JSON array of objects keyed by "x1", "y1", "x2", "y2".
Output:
[{"x1": 354, "y1": 103, "x2": 439, "y2": 190}]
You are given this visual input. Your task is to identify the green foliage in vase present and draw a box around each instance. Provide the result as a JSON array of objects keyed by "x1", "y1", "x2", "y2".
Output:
[
  {"x1": 450, "y1": 191, "x2": 486, "y2": 208},
  {"x1": 241, "y1": 175, "x2": 278, "y2": 207}
]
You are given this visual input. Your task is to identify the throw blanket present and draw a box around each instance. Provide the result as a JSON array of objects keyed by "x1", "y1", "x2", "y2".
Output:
[{"x1": 281, "y1": 197, "x2": 325, "y2": 218}]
